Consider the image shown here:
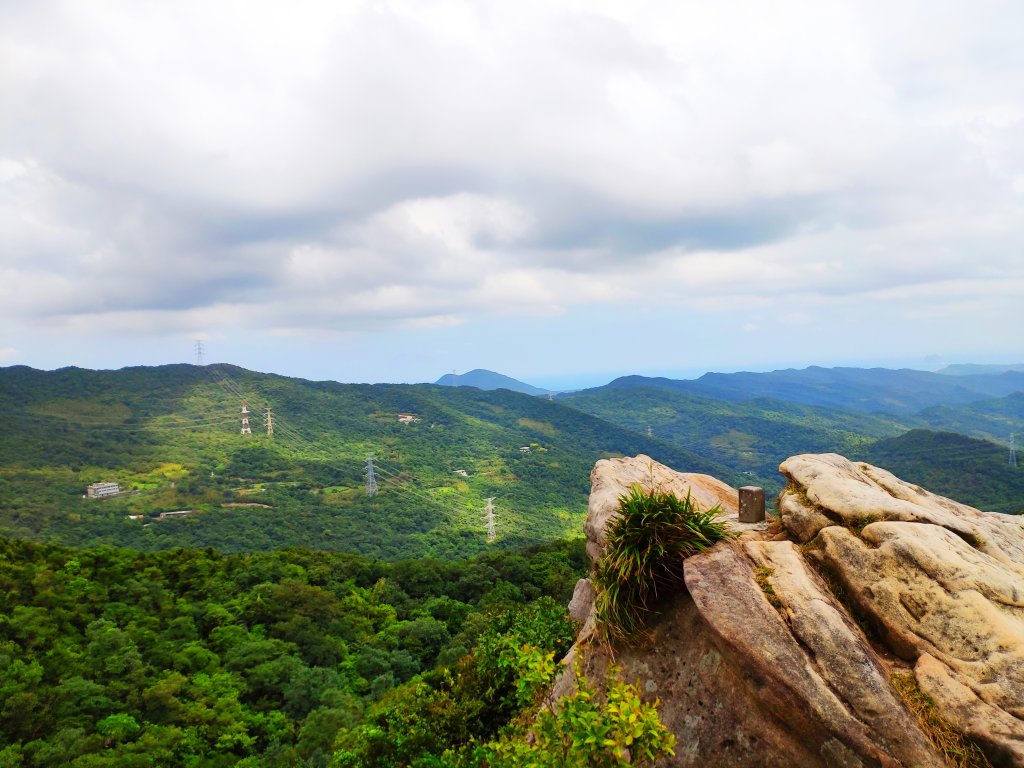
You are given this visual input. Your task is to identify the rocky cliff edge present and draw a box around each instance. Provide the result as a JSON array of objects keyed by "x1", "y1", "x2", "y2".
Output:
[{"x1": 558, "y1": 453, "x2": 1024, "y2": 767}]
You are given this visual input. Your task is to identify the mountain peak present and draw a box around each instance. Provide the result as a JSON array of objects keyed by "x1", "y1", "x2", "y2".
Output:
[{"x1": 434, "y1": 369, "x2": 550, "y2": 396}]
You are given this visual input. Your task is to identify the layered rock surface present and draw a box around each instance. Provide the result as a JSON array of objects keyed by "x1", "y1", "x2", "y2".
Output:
[{"x1": 559, "y1": 453, "x2": 1024, "y2": 767}]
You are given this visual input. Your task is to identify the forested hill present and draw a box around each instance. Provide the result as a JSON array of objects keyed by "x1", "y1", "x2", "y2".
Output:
[
  {"x1": 559, "y1": 384, "x2": 908, "y2": 494},
  {"x1": 914, "y1": 391, "x2": 1024, "y2": 445},
  {"x1": 559, "y1": 381, "x2": 1023, "y2": 510},
  {"x1": 857, "y1": 429, "x2": 1024, "y2": 514},
  {"x1": 0, "y1": 364, "x2": 739, "y2": 559}
]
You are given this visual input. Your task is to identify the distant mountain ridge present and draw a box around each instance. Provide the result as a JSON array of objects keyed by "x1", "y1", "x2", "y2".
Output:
[
  {"x1": 596, "y1": 366, "x2": 1024, "y2": 415},
  {"x1": 435, "y1": 368, "x2": 550, "y2": 396},
  {"x1": 937, "y1": 363, "x2": 1024, "y2": 376}
]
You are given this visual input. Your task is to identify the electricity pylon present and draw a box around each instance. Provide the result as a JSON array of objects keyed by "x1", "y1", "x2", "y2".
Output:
[
  {"x1": 365, "y1": 454, "x2": 379, "y2": 495},
  {"x1": 483, "y1": 497, "x2": 497, "y2": 543},
  {"x1": 240, "y1": 401, "x2": 252, "y2": 435}
]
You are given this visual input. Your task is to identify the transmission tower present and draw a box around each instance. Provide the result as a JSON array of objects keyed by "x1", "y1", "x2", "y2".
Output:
[
  {"x1": 240, "y1": 401, "x2": 252, "y2": 435},
  {"x1": 647, "y1": 425, "x2": 653, "y2": 438},
  {"x1": 263, "y1": 407, "x2": 274, "y2": 437},
  {"x1": 1011, "y1": 433, "x2": 1018, "y2": 468},
  {"x1": 483, "y1": 497, "x2": 497, "y2": 543},
  {"x1": 364, "y1": 454, "x2": 379, "y2": 495},
  {"x1": 194, "y1": 339, "x2": 205, "y2": 365}
]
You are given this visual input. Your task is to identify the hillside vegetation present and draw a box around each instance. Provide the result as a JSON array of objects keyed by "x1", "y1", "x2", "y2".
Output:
[
  {"x1": 0, "y1": 364, "x2": 740, "y2": 559},
  {"x1": 560, "y1": 385, "x2": 907, "y2": 494}
]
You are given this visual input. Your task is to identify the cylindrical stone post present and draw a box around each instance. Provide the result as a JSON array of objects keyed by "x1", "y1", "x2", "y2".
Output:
[{"x1": 738, "y1": 486, "x2": 765, "y2": 523}]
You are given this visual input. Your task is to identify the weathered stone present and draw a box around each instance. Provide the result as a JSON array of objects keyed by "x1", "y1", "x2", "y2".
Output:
[
  {"x1": 551, "y1": 590, "x2": 835, "y2": 767},
  {"x1": 745, "y1": 540, "x2": 940, "y2": 767},
  {"x1": 567, "y1": 578, "x2": 596, "y2": 622},
  {"x1": 785, "y1": 453, "x2": 1024, "y2": 764},
  {"x1": 779, "y1": 487, "x2": 836, "y2": 542},
  {"x1": 556, "y1": 452, "x2": 1024, "y2": 767},
  {"x1": 816, "y1": 522, "x2": 1024, "y2": 729},
  {"x1": 686, "y1": 544, "x2": 934, "y2": 768},
  {"x1": 915, "y1": 653, "x2": 1024, "y2": 767},
  {"x1": 780, "y1": 453, "x2": 1024, "y2": 572}
]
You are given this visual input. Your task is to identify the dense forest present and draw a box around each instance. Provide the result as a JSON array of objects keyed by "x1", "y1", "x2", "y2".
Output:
[{"x1": 0, "y1": 536, "x2": 588, "y2": 766}]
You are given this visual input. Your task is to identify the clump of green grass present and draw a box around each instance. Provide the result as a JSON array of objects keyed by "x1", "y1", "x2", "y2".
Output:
[
  {"x1": 594, "y1": 485, "x2": 736, "y2": 644},
  {"x1": 890, "y1": 671, "x2": 991, "y2": 768},
  {"x1": 754, "y1": 565, "x2": 783, "y2": 610},
  {"x1": 850, "y1": 513, "x2": 881, "y2": 534}
]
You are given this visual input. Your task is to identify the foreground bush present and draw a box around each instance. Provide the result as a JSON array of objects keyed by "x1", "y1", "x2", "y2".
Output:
[{"x1": 451, "y1": 643, "x2": 675, "y2": 768}]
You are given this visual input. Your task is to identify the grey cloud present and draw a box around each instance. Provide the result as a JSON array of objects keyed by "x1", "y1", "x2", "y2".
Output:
[{"x1": 1, "y1": 0, "x2": 1022, "y2": 341}]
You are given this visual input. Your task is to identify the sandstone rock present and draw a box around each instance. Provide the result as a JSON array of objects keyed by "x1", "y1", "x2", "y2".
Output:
[
  {"x1": 551, "y1": 588, "x2": 837, "y2": 767},
  {"x1": 783, "y1": 453, "x2": 1024, "y2": 766},
  {"x1": 780, "y1": 453, "x2": 1024, "y2": 572},
  {"x1": 686, "y1": 543, "x2": 937, "y2": 768},
  {"x1": 567, "y1": 578, "x2": 596, "y2": 622},
  {"x1": 915, "y1": 653, "x2": 1024, "y2": 766},
  {"x1": 744, "y1": 540, "x2": 939, "y2": 767},
  {"x1": 778, "y1": 488, "x2": 835, "y2": 543},
  {"x1": 558, "y1": 453, "x2": 1024, "y2": 767}
]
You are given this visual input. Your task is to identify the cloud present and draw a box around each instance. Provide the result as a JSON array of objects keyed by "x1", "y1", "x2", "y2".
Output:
[{"x1": 1, "y1": 0, "x2": 1022, "y2": 348}]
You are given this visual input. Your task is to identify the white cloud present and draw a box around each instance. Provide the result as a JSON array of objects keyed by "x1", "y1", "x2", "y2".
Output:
[{"x1": 0, "y1": 0, "x2": 1021, "y2": 364}]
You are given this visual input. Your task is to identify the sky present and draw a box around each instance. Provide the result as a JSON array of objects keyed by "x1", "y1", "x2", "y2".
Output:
[{"x1": 1, "y1": 0, "x2": 1022, "y2": 389}]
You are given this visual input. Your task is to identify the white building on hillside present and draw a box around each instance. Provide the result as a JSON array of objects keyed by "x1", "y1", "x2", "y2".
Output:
[{"x1": 86, "y1": 481, "x2": 121, "y2": 498}]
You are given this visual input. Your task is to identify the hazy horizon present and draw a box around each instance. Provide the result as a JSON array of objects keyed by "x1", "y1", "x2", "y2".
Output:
[{"x1": 6, "y1": 352, "x2": 1021, "y2": 393}]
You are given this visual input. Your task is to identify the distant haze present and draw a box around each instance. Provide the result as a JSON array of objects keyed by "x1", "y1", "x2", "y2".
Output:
[{"x1": 1, "y1": 2, "x2": 1022, "y2": 383}]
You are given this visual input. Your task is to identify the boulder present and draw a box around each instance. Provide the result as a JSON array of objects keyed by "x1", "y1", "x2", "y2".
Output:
[
  {"x1": 779, "y1": 454, "x2": 1024, "y2": 765},
  {"x1": 567, "y1": 578, "x2": 596, "y2": 622},
  {"x1": 559, "y1": 452, "x2": 1024, "y2": 767}
]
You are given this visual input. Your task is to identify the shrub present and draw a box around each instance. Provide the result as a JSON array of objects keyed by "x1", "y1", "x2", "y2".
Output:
[
  {"x1": 453, "y1": 647, "x2": 676, "y2": 768},
  {"x1": 594, "y1": 485, "x2": 735, "y2": 642}
]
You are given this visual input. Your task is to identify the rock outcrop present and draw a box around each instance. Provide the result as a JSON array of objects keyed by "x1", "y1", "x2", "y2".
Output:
[{"x1": 559, "y1": 452, "x2": 1024, "y2": 767}]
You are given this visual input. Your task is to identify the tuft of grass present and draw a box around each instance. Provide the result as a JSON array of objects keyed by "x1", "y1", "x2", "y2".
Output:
[
  {"x1": 753, "y1": 565, "x2": 783, "y2": 610},
  {"x1": 594, "y1": 485, "x2": 736, "y2": 644},
  {"x1": 850, "y1": 513, "x2": 881, "y2": 534},
  {"x1": 890, "y1": 671, "x2": 991, "y2": 768}
]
